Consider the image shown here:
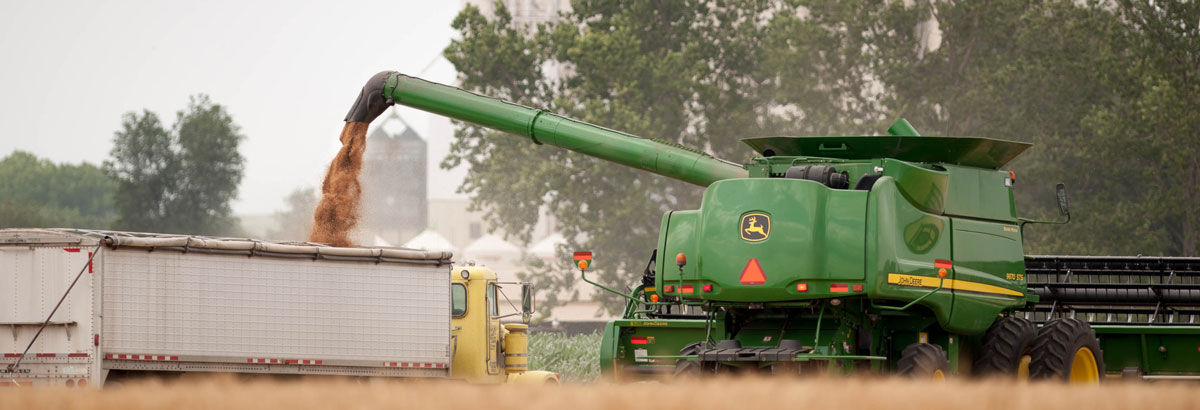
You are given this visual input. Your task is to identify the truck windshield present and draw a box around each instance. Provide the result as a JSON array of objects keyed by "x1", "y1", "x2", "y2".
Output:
[{"x1": 451, "y1": 283, "x2": 467, "y2": 317}]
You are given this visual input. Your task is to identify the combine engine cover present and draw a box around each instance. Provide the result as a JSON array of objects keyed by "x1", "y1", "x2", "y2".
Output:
[{"x1": 657, "y1": 177, "x2": 868, "y2": 302}]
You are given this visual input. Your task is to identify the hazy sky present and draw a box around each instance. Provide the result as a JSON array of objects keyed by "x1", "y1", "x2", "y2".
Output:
[{"x1": 0, "y1": 0, "x2": 468, "y2": 215}]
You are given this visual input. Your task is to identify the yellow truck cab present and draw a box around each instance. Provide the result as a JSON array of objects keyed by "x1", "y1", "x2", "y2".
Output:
[{"x1": 450, "y1": 265, "x2": 559, "y2": 384}]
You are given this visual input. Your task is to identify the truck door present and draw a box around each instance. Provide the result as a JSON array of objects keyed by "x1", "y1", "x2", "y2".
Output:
[{"x1": 486, "y1": 282, "x2": 500, "y2": 374}]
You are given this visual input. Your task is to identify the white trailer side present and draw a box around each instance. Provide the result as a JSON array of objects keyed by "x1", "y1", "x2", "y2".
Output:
[{"x1": 1, "y1": 229, "x2": 453, "y2": 387}]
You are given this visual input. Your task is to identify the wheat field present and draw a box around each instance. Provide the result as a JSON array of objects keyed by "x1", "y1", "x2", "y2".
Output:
[{"x1": 3, "y1": 376, "x2": 1199, "y2": 410}]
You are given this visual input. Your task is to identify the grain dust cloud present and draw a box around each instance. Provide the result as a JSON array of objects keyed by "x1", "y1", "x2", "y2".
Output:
[{"x1": 309, "y1": 121, "x2": 369, "y2": 247}]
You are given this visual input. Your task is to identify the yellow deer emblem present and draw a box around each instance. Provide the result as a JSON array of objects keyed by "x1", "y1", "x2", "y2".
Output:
[
  {"x1": 740, "y1": 213, "x2": 770, "y2": 242},
  {"x1": 744, "y1": 217, "x2": 766, "y2": 236}
]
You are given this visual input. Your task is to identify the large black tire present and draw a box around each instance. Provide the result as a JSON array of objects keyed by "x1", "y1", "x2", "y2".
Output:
[
  {"x1": 973, "y1": 316, "x2": 1037, "y2": 377},
  {"x1": 673, "y1": 342, "x2": 707, "y2": 377},
  {"x1": 898, "y1": 343, "x2": 950, "y2": 380},
  {"x1": 1029, "y1": 318, "x2": 1105, "y2": 383}
]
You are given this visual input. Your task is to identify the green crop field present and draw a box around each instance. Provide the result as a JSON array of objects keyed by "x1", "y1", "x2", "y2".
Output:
[{"x1": 528, "y1": 332, "x2": 602, "y2": 382}]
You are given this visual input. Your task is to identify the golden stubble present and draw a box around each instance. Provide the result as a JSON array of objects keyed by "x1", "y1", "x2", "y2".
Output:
[{"x1": 4, "y1": 374, "x2": 1199, "y2": 410}]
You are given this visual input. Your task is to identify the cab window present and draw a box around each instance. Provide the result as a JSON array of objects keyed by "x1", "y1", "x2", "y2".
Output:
[
  {"x1": 451, "y1": 283, "x2": 467, "y2": 317},
  {"x1": 487, "y1": 283, "x2": 498, "y2": 317}
]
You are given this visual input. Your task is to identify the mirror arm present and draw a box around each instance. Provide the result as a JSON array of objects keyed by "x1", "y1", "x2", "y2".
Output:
[
  {"x1": 495, "y1": 286, "x2": 523, "y2": 318},
  {"x1": 1018, "y1": 212, "x2": 1070, "y2": 229},
  {"x1": 1020, "y1": 183, "x2": 1071, "y2": 229}
]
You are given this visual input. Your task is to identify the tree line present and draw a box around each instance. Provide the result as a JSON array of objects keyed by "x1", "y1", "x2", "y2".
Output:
[
  {"x1": 0, "y1": 95, "x2": 245, "y2": 236},
  {"x1": 444, "y1": 0, "x2": 1199, "y2": 314}
]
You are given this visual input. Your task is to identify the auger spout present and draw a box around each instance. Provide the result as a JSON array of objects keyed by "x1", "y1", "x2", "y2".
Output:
[{"x1": 345, "y1": 71, "x2": 748, "y2": 187}]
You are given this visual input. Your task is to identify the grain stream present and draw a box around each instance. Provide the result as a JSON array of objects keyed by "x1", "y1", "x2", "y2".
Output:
[{"x1": 309, "y1": 121, "x2": 369, "y2": 247}]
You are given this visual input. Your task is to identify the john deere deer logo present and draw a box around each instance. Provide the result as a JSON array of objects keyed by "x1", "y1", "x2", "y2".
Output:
[{"x1": 740, "y1": 212, "x2": 770, "y2": 242}]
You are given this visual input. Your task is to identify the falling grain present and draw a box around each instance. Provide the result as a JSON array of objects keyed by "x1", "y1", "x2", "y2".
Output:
[{"x1": 309, "y1": 121, "x2": 369, "y2": 247}]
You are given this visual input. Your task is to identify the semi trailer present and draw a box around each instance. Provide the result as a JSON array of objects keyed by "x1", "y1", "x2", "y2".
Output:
[
  {"x1": 0, "y1": 228, "x2": 557, "y2": 386},
  {"x1": 339, "y1": 71, "x2": 1200, "y2": 383}
]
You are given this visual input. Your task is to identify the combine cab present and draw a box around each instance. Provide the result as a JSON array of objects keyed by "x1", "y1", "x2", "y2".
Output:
[{"x1": 339, "y1": 71, "x2": 1200, "y2": 382}]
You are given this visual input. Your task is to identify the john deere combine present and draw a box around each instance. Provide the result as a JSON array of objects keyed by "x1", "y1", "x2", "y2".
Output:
[{"x1": 348, "y1": 71, "x2": 1200, "y2": 382}]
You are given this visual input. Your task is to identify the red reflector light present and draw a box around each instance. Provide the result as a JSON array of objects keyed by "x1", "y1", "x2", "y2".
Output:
[
  {"x1": 631, "y1": 336, "x2": 650, "y2": 345},
  {"x1": 830, "y1": 284, "x2": 850, "y2": 293},
  {"x1": 934, "y1": 259, "x2": 953, "y2": 269},
  {"x1": 852, "y1": 284, "x2": 863, "y2": 292},
  {"x1": 702, "y1": 284, "x2": 713, "y2": 292},
  {"x1": 796, "y1": 283, "x2": 808, "y2": 292},
  {"x1": 664, "y1": 285, "x2": 675, "y2": 293},
  {"x1": 681, "y1": 285, "x2": 694, "y2": 294}
]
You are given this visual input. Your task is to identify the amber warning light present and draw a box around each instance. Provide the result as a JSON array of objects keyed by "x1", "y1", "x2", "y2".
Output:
[
  {"x1": 574, "y1": 251, "x2": 593, "y2": 270},
  {"x1": 934, "y1": 259, "x2": 953, "y2": 278}
]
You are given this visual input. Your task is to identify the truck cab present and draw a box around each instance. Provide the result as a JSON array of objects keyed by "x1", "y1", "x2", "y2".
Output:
[{"x1": 449, "y1": 265, "x2": 558, "y2": 384}]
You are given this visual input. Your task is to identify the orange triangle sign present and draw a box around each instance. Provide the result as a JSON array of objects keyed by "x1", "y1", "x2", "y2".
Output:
[{"x1": 739, "y1": 258, "x2": 766, "y2": 285}]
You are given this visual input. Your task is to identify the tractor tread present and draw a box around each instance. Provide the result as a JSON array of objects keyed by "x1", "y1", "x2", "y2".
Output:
[
  {"x1": 974, "y1": 316, "x2": 1037, "y2": 376},
  {"x1": 897, "y1": 343, "x2": 949, "y2": 378},
  {"x1": 673, "y1": 342, "x2": 707, "y2": 377},
  {"x1": 1029, "y1": 318, "x2": 1105, "y2": 380}
]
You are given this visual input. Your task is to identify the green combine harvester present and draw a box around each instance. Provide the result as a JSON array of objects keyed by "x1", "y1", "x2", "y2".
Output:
[{"x1": 348, "y1": 71, "x2": 1200, "y2": 382}]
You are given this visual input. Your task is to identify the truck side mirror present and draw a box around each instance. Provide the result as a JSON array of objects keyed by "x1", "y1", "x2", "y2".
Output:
[
  {"x1": 521, "y1": 283, "x2": 533, "y2": 324},
  {"x1": 1056, "y1": 183, "x2": 1070, "y2": 215}
]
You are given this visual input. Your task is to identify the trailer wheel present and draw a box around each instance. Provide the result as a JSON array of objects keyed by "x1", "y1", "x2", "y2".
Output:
[
  {"x1": 1029, "y1": 318, "x2": 1104, "y2": 383},
  {"x1": 898, "y1": 343, "x2": 949, "y2": 381},
  {"x1": 973, "y1": 316, "x2": 1037, "y2": 378},
  {"x1": 673, "y1": 342, "x2": 709, "y2": 377}
]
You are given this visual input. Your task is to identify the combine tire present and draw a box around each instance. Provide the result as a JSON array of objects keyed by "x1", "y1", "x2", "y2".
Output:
[
  {"x1": 673, "y1": 342, "x2": 707, "y2": 377},
  {"x1": 898, "y1": 343, "x2": 949, "y2": 381},
  {"x1": 973, "y1": 316, "x2": 1037, "y2": 378},
  {"x1": 1029, "y1": 318, "x2": 1104, "y2": 383}
]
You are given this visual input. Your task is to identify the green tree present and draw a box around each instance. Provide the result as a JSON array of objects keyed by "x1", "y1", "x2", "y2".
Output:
[
  {"x1": 1077, "y1": 0, "x2": 1200, "y2": 256},
  {"x1": 104, "y1": 96, "x2": 245, "y2": 235},
  {"x1": 104, "y1": 110, "x2": 176, "y2": 232},
  {"x1": 0, "y1": 151, "x2": 116, "y2": 228},
  {"x1": 268, "y1": 186, "x2": 317, "y2": 241},
  {"x1": 873, "y1": 0, "x2": 1198, "y2": 257},
  {"x1": 170, "y1": 95, "x2": 246, "y2": 236}
]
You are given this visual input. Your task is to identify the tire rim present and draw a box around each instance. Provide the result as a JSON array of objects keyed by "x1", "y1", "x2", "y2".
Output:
[
  {"x1": 1069, "y1": 347, "x2": 1100, "y2": 383},
  {"x1": 932, "y1": 369, "x2": 946, "y2": 381},
  {"x1": 1017, "y1": 354, "x2": 1031, "y2": 380}
]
